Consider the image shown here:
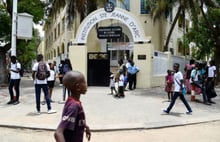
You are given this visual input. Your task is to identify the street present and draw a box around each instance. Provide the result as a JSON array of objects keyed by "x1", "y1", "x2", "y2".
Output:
[
  {"x1": 0, "y1": 120, "x2": 220, "y2": 142},
  {"x1": 1, "y1": 76, "x2": 220, "y2": 142}
]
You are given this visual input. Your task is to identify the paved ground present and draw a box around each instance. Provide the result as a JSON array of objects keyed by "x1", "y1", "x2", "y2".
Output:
[
  {"x1": 0, "y1": 76, "x2": 220, "y2": 131},
  {"x1": 1, "y1": 121, "x2": 220, "y2": 142}
]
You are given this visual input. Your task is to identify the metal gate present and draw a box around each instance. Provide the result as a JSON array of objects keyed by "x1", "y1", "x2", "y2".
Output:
[{"x1": 87, "y1": 52, "x2": 110, "y2": 86}]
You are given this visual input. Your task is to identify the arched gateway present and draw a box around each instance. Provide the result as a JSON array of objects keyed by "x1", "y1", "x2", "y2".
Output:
[
  {"x1": 73, "y1": 7, "x2": 150, "y2": 44},
  {"x1": 69, "y1": 7, "x2": 153, "y2": 88}
]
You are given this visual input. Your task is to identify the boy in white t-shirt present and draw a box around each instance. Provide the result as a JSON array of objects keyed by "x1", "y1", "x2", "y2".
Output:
[
  {"x1": 8, "y1": 56, "x2": 21, "y2": 105},
  {"x1": 163, "y1": 63, "x2": 192, "y2": 114}
]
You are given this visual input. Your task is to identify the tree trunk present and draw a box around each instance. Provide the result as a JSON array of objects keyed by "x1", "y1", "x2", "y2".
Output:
[
  {"x1": 0, "y1": 50, "x2": 8, "y2": 86},
  {"x1": 164, "y1": 6, "x2": 182, "y2": 51},
  {"x1": 214, "y1": 36, "x2": 220, "y2": 85}
]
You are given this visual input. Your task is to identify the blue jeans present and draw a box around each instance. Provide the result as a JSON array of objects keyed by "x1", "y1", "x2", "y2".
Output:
[
  {"x1": 35, "y1": 84, "x2": 51, "y2": 112},
  {"x1": 8, "y1": 79, "x2": 21, "y2": 101},
  {"x1": 166, "y1": 92, "x2": 192, "y2": 113},
  {"x1": 201, "y1": 84, "x2": 208, "y2": 102}
]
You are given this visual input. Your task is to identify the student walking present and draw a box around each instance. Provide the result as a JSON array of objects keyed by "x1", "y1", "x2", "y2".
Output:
[
  {"x1": 163, "y1": 63, "x2": 192, "y2": 114},
  {"x1": 58, "y1": 60, "x2": 65, "y2": 86},
  {"x1": 32, "y1": 54, "x2": 56, "y2": 114},
  {"x1": 109, "y1": 74, "x2": 117, "y2": 95},
  {"x1": 206, "y1": 60, "x2": 217, "y2": 104},
  {"x1": 116, "y1": 69, "x2": 125, "y2": 98},
  {"x1": 59, "y1": 58, "x2": 73, "y2": 103},
  {"x1": 47, "y1": 62, "x2": 56, "y2": 102},
  {"x1": 42, "y1": 62, "x2": 56, "y2": 105},
  {"x1": 54, "y1": 71, "x2": 91, "y2": 142}
]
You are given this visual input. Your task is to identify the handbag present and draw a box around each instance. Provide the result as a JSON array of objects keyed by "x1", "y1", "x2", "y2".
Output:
[{"x1": 181, "y1": 86, "x2": 187, "y2": 95}]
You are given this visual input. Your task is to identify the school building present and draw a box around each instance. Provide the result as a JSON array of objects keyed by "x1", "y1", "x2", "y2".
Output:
[{"x1": 41, "y1": 0, "x2": 191, "y2": 88}]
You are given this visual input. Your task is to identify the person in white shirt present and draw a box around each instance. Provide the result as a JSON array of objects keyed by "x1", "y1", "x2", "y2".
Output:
[
  {"x1": 47, "y1": 62, "x2": 56, "y2": 102},
  {"x1": 163, "y1": 63, "x2": 192, "y2": 114},
  {"x1": 206, "y1": 60, "x2": 217, "y2": 104},
  {"x1": 32, "y1": 54, "x2": 56, "y2": 115},
  {"x1": 116, "y1": 69, "x2": 125, "y2": 98},
  {"x1": 8, "y1": 56, "x2": 21, "y2": 105}
]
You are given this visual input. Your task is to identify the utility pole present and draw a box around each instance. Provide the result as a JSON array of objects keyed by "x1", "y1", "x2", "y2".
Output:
[{"x1": 11, "y1": 0, "x2": 17, "y2": 56}]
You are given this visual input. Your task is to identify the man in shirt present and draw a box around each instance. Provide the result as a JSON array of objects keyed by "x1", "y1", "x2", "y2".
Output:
[{"x1": 8, "y1": 56, "x2": 21, "y2": 105}]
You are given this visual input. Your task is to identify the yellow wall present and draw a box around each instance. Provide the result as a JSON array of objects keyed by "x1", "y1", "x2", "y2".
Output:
[
  {"x1": 68, "y1": 45, "x2": 87, "y2": 80},
  {"x1": 133, "y1": 43, "x2": 154, "y2": 88}
]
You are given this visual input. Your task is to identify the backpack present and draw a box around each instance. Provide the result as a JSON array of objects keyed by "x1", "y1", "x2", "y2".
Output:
[
  {"x1": 36, "y1": 62, "x2": 49, "y2": 80},
  {"x1": 19, "y1": 64, "x2": 24, "y2": 77}
]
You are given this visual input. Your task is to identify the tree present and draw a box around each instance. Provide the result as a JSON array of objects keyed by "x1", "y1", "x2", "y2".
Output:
[
  {"x1": 0, "y1": 5, "x2": 11, "y2": 41},
  {"x1": 17, "y1": 29, "x2": 42, "y2": 70},
  {"x1": 64, "y1": 0, "x2": 109, "y2": 29},
  {"x1": 0, "y1": 0, "x2": 45, "y2": 85},
  {"x1": 147, "y1": 0, "x2": 201, "y2": 52},
  {"x1": 199, "y1": 0, "x2": 220, "y2": 83},
  {"x1": 184, "y1": 17, "x2": 215, "y2": 60},
  {"x1": 148, "y1": 0, "x2": 220, "y2": 83},
  {"x1": 184, "y1": 0, "x2": 220, "y2": 83}
]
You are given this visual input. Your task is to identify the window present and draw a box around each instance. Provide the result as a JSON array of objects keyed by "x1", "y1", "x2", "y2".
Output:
[
  {"x1": 178, "y1": 40, "x2": 183, "y2": 53},
  {"x1": 54, "y1": 28, "x2": 57, "y2": 40},
  {"x1": 62, "y1": 18, "x2": 65, "y2": 32},
  {"x1": 120, "y1": 0, "x2": 130, "y2": 11},
  {"x1": 109, "y1": 0, "x2": 116, "y2": 6},
  {"x1": 140, "y1": 0, "x2": 154, "y2": 14},
  {"x1": 54, "y1": 49, "x2": 56, "y2": 57},
  {"x1": 58, "y1": 23, "x2": 60, "y2": 36}
]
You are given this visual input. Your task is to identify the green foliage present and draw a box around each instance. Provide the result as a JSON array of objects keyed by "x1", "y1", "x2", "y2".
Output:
[
  {"x1": 0, "y1": 5, "x2": 11, "y2": 40},
  {"x1": 17, "y1": 29, "x2": 41, "y2": 69},
  {"x1": 18, "y1": 0, "x2": 44, "y2": 23},
  {"x1": 0, "y1": 0, "x2": 44, "y2": 69},
  {"x1": 184, "y1": 5, "x2": 220, "y2": 60}
]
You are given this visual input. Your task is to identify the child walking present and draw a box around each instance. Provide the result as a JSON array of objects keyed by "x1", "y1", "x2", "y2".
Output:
[
  {"x1": 54, "y1": 71, "x2": 91, "y2": 142},
  {"x1": 165, "y1": 70, "x2": 173, "y2": 101},
  {"x1": 109, "y1": 74, "x2": 117, "y2": 95},
  {"x1": 116, "y1": 69, "x2": 125, "y2": 98}
]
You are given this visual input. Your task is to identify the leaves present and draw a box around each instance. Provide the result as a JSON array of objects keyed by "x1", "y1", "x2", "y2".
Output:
[
  {"x1": 17, "y1": 0, "x2": 44, "y2": 23},
  {"x1": 0, "y1": 5, "x2": 11, "y2": 40}
]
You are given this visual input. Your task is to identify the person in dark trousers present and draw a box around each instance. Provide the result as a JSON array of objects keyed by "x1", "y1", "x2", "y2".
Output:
[
  {"x1": 206, "y1": 60, "x2": 217, "y2": 104},
  {"x1": 59, "y1": 58, "x2": 73, "y2": 104},
  {"x1": 126, "y1": 59, "x2": 133, "y2": 90},
  {"x1": 8, "y1": 56, "x2": 21, "y2": 105},
  {"x1": 32, "y1": 54, "x2": 57, "y2": 114},
  {"x1": 130, "y1": 61, "x2": 140, "y2": 90},
  {"x1": 54, "y1": 71, "x2": 91, "y2": 142},
  {"x1": 163, "y1": 63, "x2": 193, "y2": 114},
  {"x1": 58, "y1": 60, "x2": 65, "y2": 86}
]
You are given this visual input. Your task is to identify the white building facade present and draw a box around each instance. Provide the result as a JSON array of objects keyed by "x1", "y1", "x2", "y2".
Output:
[{"x1": 43, "y1": 0, "x2": 189, "y2": 88}]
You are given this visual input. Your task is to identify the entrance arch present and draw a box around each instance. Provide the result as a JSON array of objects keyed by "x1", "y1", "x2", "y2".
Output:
[
  {"x1": 69, "y1": 7, "x2": 153, "y2": 88},
  {"x1": 74, "y1": 7, "x2": 150, "y2": 44}
]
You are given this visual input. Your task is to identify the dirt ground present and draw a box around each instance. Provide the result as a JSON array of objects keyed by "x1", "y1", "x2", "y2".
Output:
[{"x1": 0, "y1": 120, "x2": 220, "y2": 142}]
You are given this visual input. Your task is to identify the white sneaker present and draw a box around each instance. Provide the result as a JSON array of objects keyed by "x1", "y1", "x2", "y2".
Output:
[
  {"x1": 58, "y1": 100, "x2": 65, "y2": 104},
  {"x1": 48, "y1": 109, "x2": 57, "y2": 114},
  {"x1": 36, "y1": 111, "x2": 41, "y2": 115}
]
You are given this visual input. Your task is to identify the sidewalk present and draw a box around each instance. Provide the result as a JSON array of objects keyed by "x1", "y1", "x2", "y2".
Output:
[{"x1": 0, "y1": 76, "x2": 220, "y2": 131}]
